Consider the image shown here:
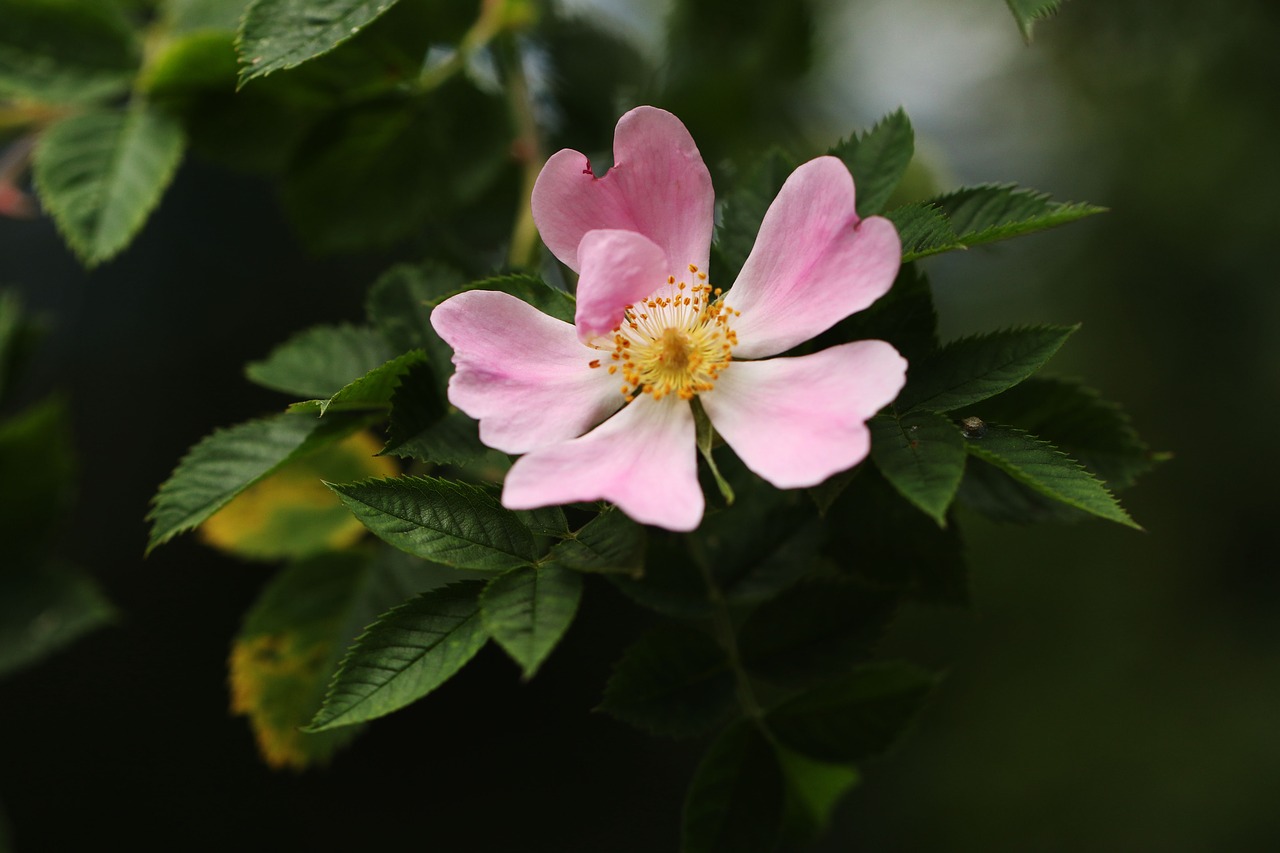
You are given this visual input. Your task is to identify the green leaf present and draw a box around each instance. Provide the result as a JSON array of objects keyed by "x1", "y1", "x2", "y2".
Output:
[
  {"x1": 229, "y1": 547, "x2": 423, "y2": 767},
  {"x1": 682, "y1": 723, "x2": 784, "y2": 853},
  {"x1": 869, "y1": 410, "x2": 966, "y2": 525},
  {"x1": 598, "y1": 623, "x2": 735, "y2": 738},
  {"x1": 328, "y1": 476, "x2": 539, "y2": 571},
  {"x1": 365, "y1": 261, "x2": 467, "y2": 357},
  {"x1": 739, "y1": 579, "x2": 900, "y2": 687},
  {"x1": 961, "y1": 425, "x2": 1141, "y2": 529},
  {"x1": 147, "y1": 410, "x2": 371, "y2": 553},
  {"x1": 1005, "y1": 0, "x2": 1067, "y2": 41},
  {"x1": 33, "y1": 104, "x2": 186, "y2": 267},
  {"x1": 382, "y1": 365, "x2": 491, "y2": 467},
  {"x1": 167, "y1": 0, "x2": 253, "y2": 33},
  {"x1": 480, "y1": 563, "x2": 582, "y2": 679},
  {"x1": 0, "y1": 0, "x2": 139, "y2": 104},
  {"x1": 828, "y1": 108, "x2": 915, "y2": 218},
  {"x1": 139, "y1": 30, "x2": 239, "y2": 96},
  {"x1": 280, "y1": 81, "x2": 508, "y2": 252},
  {"x1": 816, "y1": 264, "x2": 939, "y2": 365},
  {"x1": 0, "y1": 563, "x2": 115, "y2": 679},
  {"x1": 236, "y1": 0, "x2": 406, "y2": 84},
  {"x1": 971, "y1": 377, "x2": 1156, "y2": 490},
  {"x1": 899, "y1": 325, "x2": 1077, "y2": 413},
  {"x1": 775, "y1": 745, "x2": 860, "y2": 842},
  {"x1": 198, "y1": 430, "x2": 396, "y2": 561},
  {"x1": 0, "y1": 396, "x2": 75, "y2": 560},
  {"x1": 245, "y1": 324, "x2": 393, "y2": 399},
  {"x1": 0, "y1": 291, "x2": 44, "y2": 406},
  {"x1": 824, "y1": 468, "x2": 969, "y2": 604},
  {"x1": 713, "y1": 147, "x2": 795, "y2": 280},
  {"x1": 307, "y1": 580, "x2": 487, "y2": 731},
  {"x1": 459, "y1": 273, "x2": 578, "y2": 325},
  {"x1": 932, "y1": 183, "x2": 1103, "y2": 248},
  {"x1": 289, "y1": 350, "x2": 426, "y2": 415},
  {"x1": 886, "y1": 202, "x2": 963, "y2": 262},
  {"x1": 766, "y1": 663, "x2": 938, "y2": 763},
  {"x1": 546, "y1": 507, "x2": 645, "y2": 576}
]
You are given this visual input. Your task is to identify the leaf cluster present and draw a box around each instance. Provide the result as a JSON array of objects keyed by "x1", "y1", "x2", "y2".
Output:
[
  {"x1": 143, "y1": 108, "x2": 1155, "y2": 851},
  {"x1": 5, "y1": 0, "x2": 514, "y2": 266}
]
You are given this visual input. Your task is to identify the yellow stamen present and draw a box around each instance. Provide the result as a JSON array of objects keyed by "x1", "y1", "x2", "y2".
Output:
[{"x1": 588, "y1": 263, "x2": 737, "y2": 402}]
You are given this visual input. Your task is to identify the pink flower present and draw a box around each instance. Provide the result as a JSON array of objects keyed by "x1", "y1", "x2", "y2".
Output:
[{"x1": 432, "y1": 107, "x2": 907, "y2": 531}]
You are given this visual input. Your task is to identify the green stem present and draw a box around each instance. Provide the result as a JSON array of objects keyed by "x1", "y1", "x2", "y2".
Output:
[
  {"x1": 693, "y1": 545, "x2": 766, "y2": 724},
  {"x1": 416, "y1": 0, "x2": 512, "y2": 92},
  {"x1": 499, "y1": 35, "x2": 543, "y2": 270}
]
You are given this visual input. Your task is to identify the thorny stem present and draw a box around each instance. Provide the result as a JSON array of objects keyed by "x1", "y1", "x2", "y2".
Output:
[{"x1": 692, "y1": 540, "x2": 768, "y2": 726}]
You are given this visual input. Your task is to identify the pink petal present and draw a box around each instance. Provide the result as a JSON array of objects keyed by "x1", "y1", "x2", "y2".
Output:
[
  {"x1": 700, "y1": 341, "x2": 907, "y2": 489},
  {"x1": 574, "y1": 229, "x2": 668, "y2": 341},
  {"x1": 502, "y1": 396, "x2": 704, "y2": 531},
  {"x1": 723, "y1": 156, "x2": 901, "y2": 359},
  {"x1": 431, "y1": 290, "x2": 623, "y2": 455},
  {"x1": 531, "y1": 106, "x2": 714, "y2": 276}
]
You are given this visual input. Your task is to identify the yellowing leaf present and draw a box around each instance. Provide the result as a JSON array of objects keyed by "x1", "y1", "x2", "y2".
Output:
[
  {"x1": 228, "y1": 549, "x2": 424, "y2": 769},
  {"x1": 230, "y1": 632, "x2": 338, "y2": 769},
  {"x1": 200, "y1": 430, "x2": 396, "y2": 560}
]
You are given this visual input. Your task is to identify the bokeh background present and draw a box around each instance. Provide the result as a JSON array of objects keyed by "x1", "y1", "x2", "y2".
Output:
[{"x1": 2, "y1": 0, "x2": 1278, "y2": 849}]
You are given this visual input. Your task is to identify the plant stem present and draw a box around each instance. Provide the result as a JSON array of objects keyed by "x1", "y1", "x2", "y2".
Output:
[
  {"x1": 500, "y1": 35, "x2": 543, "y2": 270},
  {"x1": 694, "y1": 549, "x2": 767, "y2": 724}
]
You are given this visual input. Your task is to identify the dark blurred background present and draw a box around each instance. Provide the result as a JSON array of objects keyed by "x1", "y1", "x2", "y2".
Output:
[{"x1": 2, "y1": 0, "x2": 1278, "y2": 849}]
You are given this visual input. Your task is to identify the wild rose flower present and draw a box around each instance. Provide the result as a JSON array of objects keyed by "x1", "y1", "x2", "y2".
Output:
[{"x1": 432, "y1": 107, "x2": 907, "y2": 531}]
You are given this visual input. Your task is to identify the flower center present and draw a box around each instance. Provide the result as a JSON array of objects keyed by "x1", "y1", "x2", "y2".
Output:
[{"x1": 589, "y1": 264, "x2": 739, "y2": 402}]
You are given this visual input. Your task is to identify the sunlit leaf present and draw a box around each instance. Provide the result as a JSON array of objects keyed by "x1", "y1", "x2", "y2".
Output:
[
  {"x1": 200, "y1": 430, "x2": 397, "y2": 561},
  {"x1": 766, "y1": 662, "x2": 938, "y2": 763},
  {"x1": 869, "y1": 410, "x2": 966, "y2": 525},
  {"x1": 961, "y1": 425, "x2": 1141, "y2": 529},
  {"x1": 33, "y1": 104, "x2": 186, "y2": 267},
  {"x1": 306, "y1": 581, "x2": 488, "y2": 731},
  {"x1": 245, "y1": 324, "x2": 392, "y2": 399},
  {"x1": 328, "y1": 476, "x2": 539, "y2": 571},
  {"x1": 598, "y1": 623, "x2": 735, "y2": 738},
  {"x1": 898, "y1": 325, "x2": 1077, "y2": 413},
  {"x1": 480, "y1": 563, "x2": 582, "y2": 678},
  {"x1": 147, "y1": 410, "x2": 372, "y2": 553},
  {"x1": 682, "y1": 723, "x2": 784, "y2": 853},
  {"x1": 829, "y1": 108, "x2": 915, "y2": 217}
]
